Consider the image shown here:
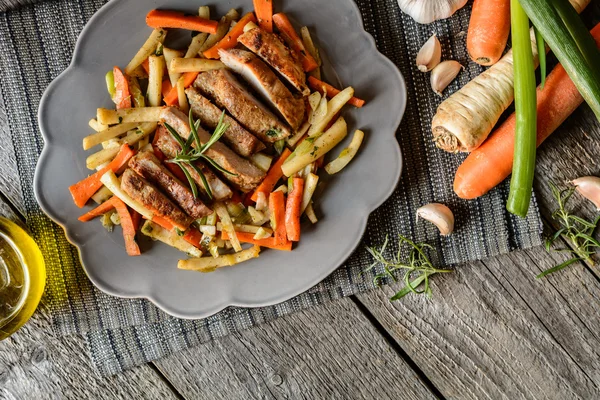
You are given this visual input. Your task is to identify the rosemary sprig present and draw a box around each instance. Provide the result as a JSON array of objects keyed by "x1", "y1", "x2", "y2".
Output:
[
  {"x1": 164, "y1": 110, "x2": 236, "y2": 200},
  {"x1": 539, "y1": 182, "x2": 600, "y2": 278},
  {"x1": 365, "y1": 235, "x2": 452, "y2": 300}
]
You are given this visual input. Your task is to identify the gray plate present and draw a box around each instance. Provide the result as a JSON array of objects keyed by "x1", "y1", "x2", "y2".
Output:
[{"x1": 34, "y1": 0, "x2": 406, "y2": 319}]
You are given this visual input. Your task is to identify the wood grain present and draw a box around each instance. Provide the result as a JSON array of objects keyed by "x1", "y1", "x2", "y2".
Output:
[
  {"x1": 153, "y1": 298, "x2": 437, "y2": 400},
  {"x1": 357, "y1": 246, "x2": 600, "y2": 399},
  {"x1": 0, "y1": 200, "x2": 182, "y2": 400}
]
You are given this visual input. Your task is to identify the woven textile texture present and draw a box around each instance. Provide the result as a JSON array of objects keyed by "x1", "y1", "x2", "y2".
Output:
[{"x1": 0, "y1": 0, "x2": 543, "y2": 375}]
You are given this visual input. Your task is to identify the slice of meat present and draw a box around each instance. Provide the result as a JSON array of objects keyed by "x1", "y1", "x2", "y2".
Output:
[
  {"x1": 155, "y1": 126, "x2": 233, "y2": 201},
  {"x1": 194, "y1": 69, "x2": 291, "y2": 142},
  {"x1": 121, "y1": 168, "x2": 192, "y2": 231},
  {"x1": 219, "y1": 49, "x2": 306, "y2": 130},
  {"x1": 185, "y1": 87, "x2": 265, "y2": 157},
  {"x1": 161, "y1": 107, "x2": 266, "y2": 192},
  {"x1": 238, "y1": 27, "x2": 309, "y2": 96},
  {"x1": 128, "y1": 151, "x2": 212, "y2": 219}
]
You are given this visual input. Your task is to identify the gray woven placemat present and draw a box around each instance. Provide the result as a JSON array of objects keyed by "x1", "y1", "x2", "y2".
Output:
[{"x1": 0, "y1": 0, "x2": 543, "y2": 376}]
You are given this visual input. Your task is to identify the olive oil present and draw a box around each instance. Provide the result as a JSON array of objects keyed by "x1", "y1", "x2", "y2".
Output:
[{"x1": 0, "y1": 217, "x2": 45, "y2": 340}]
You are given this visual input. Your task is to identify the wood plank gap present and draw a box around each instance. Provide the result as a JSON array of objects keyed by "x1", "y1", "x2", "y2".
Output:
[
  {"x1": 0, "y1": 188, "x2": 25, "y2": 222},
  {"x1": 349, "y1": 295, "x2": 445, "y2": 400},
  {"x1": 148, "y1": 362, "x2": 187, "y2": 400},
  {"x1": 479, "y1": 256, "x2": 600, "y2": 389}
]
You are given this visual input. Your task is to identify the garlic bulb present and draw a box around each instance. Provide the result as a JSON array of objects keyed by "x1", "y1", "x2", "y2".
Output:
[
  {"x1": 572, "y1": 176, "x2": 600, "y2": 210},
  {"x1": 416, "y1": 203, "x2": 454, "y2": 236},
  {"x1": 397, "y1": 0, "x2": 468, "y2": 24},
  {"x1": 430, "y1": 60, "x2": 463, "y2": 96},
  {"x1": 416, "y1": 35, "x2": 442, "y2": 72}
]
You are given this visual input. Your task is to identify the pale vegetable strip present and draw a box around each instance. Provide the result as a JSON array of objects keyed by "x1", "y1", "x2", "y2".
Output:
[
  {"x1": 506, "y1": 0, "x2": 537, "y2": 217},
  {"x1": 147, "y1": 55, "x2": 165, "y2": 107},
  {"x1": 431, "y1": 0, "x2": 590, "y2": 153},
  {"x1": 300, "y1": 173, "x2": 319, "y2": 213},
  {"x1": 324, "y1": 130, "x2": 364, "y2": 174},
  {"x1": 176, "y1": 77, "x2": 189, "y2": 114},
  {"x1": 141, "y1": 220, "x2": 202, "y2": 258},
  {"x1": 96, "y1": 107, "x2": 163, "y2": 125},
  {"x1": 89, "y1": 118, "x2": 108, "y2": 132},
  {"x1": 308, "y1": 87, "x2": 354, "y2": 137},
  {"x1": 124, "y1": 29, "x2": 166, "y2": 75},
  {"x1": 86, "y1": 123, "x2": 157, "y2": 169},
  {"x1": 163, "y1": 47, "x2": 183, "y2": 87},
  {"x1": 169, "y1": 58, "x2": 226, "y2": 73},
  {"x1": 183, "y1": 6, "x2": 210, "y2": 58},
  {"x1": 213, "y1": 202, "x2": 242, "y2": 252},
  {"x1": 100, "y1": 171, "x2": 154, "y2": 220},
  {"x1": 82, "y1": 123, "x2": 137, "y2": 150},
  {"x1": 178, "y1": 245, "x2": 260, "y2": 273},
  {"x1": 199, "y1": 9, "x2": 240, "y2": 54}
]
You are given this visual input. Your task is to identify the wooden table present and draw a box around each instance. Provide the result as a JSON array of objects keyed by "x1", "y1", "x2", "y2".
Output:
[{"x1": 1, "y1": 77, "x2": 600, "y2": 400}]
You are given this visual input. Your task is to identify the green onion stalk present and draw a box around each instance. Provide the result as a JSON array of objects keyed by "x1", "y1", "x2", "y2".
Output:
[
  {"x1": 507, "y1": 0, "x2": 538, "y2": 217},
  {"x1": 519, "y1": 0, "x2": 600, "y2": 120}
]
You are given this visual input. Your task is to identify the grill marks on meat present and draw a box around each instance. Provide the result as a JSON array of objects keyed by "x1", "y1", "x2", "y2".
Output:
[
  {"x1": 219, "y1": 49, "x2": 306, "y2": 131},
  {"x1": 185, "y1": 87, "x2": 265, "y2": 157},
  {"x1": 128, "y1": 152, "x2": 213, "y2": 219},
  {"x1": 121, "y1": 169, "x2": 193, "y2": 231},
  {"x1": 155, "y1": 127, "x2": 233, "y2": 201},
  {"x1": 194, "y1": 69, "x2": 291, "y2": 143},
  {"x1": 161, "y1": 107, "x2": 266, "y2": 192},
  {"x1": 238, "y1": 27, "x2": 309, "y2": 96}
]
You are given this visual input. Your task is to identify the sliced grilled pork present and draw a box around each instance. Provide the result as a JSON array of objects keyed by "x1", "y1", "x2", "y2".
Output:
[
  {"x1": 161, "y1": 107, "x2": 266, "y2": 192},
  {"x1": 121, "y1": 168, "x2": 192, "y2": 231},
  {"x1": 128, "y1": 152, "x2": 213, "y2": 219},
  {"x1": 185, "y1": 87, "x2": 265, "y2": 157},
  {"x1": 155, "y1": 126, "x2": 233, "y2": 201},
  {"x1": 218, "y1": 49, "x2": 306, "y2": 130},
  {"x1": 193, "y1": 69, "x2": 291, "y2": 142},
  {"x1": 238, "y1": 27, "x2": 309, "y2": 96}
]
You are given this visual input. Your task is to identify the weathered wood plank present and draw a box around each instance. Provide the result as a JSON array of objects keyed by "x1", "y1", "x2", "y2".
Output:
[
  {"x1": 153, "y1": 298, "x2": 437, "y2": 400},
  {"x1": 357, "y1": 246, "x2": 600, "y2": 399},
  {"x1": 0, "y1": 201, "x2": 182, "y2": 400}
]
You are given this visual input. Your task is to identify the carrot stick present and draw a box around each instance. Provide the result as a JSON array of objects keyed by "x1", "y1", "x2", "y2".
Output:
[
  {"x1": 269, "y1": 190, "x2": 287, "y2": 245},
  {"x1": 253, "y1": 0, "x2": 273, "y2": 32},
  {"x1": 69, "y1": 144, "x2": 136, "y2": 208},
  {"x1": 78, "y1": 196, "x2": 118, "y2": 222},
  {"x1": 285, "y1": 177, "x2": 304, "y2": 241},
  {"x1": 250, "y1": 148, "x2": 292, "y2": 201},
  {"x1": 307, "y1": 76, "x2": 365, "y2": 108},
  {"x1": 467, "y1": 0, "x2": 511, "y2": 66},
  {"x1": 182, "y1": 228, "x2": 204, "y2": 250},
  {"x1": 164, "y1": 71, "x2": 198, "y2": 105},
  {"x1": 203, "y1": 12, "x2": 258, "y2": 59},
  {"x1": 113, "y1": 67, "x2": 131, "y2": 109},
  {"x1": 151, "y1": 215, "x2": 174, "y2": 231},
  {"x1": 146, "y1": 9, "x2": 218, "y2": 34},
  {"x1": 221, "y1": 231, "x2": 292, "y2": 251},
  {"x1": 454, "y1": 23, "x2": 600, "y2": 200},
  {"x1": 141, "y1": 58, "x2": 150, "y2": 75},
  {"x1": 112, "y1": 197, "x2": 141, "y2": 256},
  {"x1": 272, "y1": 13, "x2": 318, "y2": 72},
  {"x1": 161, "y1": 79, "x2": 173, "y2": 98}
]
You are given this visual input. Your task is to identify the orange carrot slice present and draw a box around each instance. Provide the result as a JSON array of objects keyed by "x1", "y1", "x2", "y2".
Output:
[
  {"x1": 112, "y1": 197, "x2": 141, "y2": 256},
  {"x1": 113, "y1": 67, "x2": 131, "y2": 109},
  {"x1": 272, "y1": 13, "x2": 318, "y2": 72},
  {"x1": 285, "y1": 177, "x2": 304, "y2": 241},
  {"x1": 250, "y1": 148, "x2": 292, "y2": 202},
  {"x1": 307, "y1": 76, "x2": 365, "y2": 108},
  {"x1": 146, "y1": 9, "x2": 218, "y2": 34},
  {"x1": 203, "y1": 12, "x2": 258, "y2": 59},
  {"x1": 78, "y1": 196, "x2": 118, "y2": 222},
  {"x1": 221, "y1": 231, "x2": 292, "y2": 251},
  {"x1": 253, "y1": 0, "x2": 273, "y2": 32},
  {"x1": 269, "y1": 190, "x2": 287, "y2": 245},
  {"x1": 69, "y1": 144, "x2": 136, "y2": 208},
  {"x1": 164, "y1": 71, "x2": 198, "y2": 105}
]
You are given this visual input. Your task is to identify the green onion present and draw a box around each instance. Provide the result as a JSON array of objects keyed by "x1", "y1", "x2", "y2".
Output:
[
  {"x1": 519, "y1": 0, "x2": 600, "y2": 120},
  {"x1": 274, "y1": 139, "x2": 285, "y2": 155},
  {"x1": 127, "y1": 76, "x2": 146, "y2": 108},
  {"x1": 533, "y1": 26, "x2": 546, "y2": 88},
  {"x1": 105, "y1": 70, "x2": 115, "y2": 100},
  {"x1": 507, "y1": 0, "x2": 537, "y2": 217}
]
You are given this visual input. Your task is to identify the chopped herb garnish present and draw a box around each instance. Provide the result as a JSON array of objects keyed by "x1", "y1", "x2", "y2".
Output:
[
  {"x1": 118, "y1": 116, "x2": 123, "y2": 124},
  {"x1": 155, "y1": 43, "x2": 164, "y2": 56},
  {"x1": 266, "y1": 128, "x2": 281, "y2": 138},
  {"x1": 365, "y1": 235, "x2": 452, "y2": 300},
  {"x1": 311, "y1": 146, "x2": 319, "y2": 157},
  {"x1": 165, "y1": 110, "x2": 236, "y2": 200},
  {"x1": 175, "y1": 228, "x2": 185, "y2": 237}
]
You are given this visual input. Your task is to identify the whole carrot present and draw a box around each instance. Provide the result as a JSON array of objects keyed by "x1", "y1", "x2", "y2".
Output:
[
  {"x1": 467, "y1": 0, "x2": 511, "y2": 66},
  {"x1": 454, "y1": 23, "x2": 600, "y2": 200}
]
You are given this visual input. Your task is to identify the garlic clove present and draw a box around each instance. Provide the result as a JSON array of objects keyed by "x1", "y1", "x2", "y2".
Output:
[
  {"x1": 572, "y1": 176, "x2": 600, "y2": 210},
  {"x1": 416, "y1": 203, "x2": 454, "y2": 236},
  {"x1": 430, "y1": 60, "x2": 463, "y2": 96},
  {"x1": 416, "y1": 35, "x2": 442, "y2": 72},
  {"x1": 397, "y1": 0, "x2": 468, "y2": 24}
]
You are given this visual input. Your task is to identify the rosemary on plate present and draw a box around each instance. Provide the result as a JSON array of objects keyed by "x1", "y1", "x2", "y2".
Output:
[
  {"x1": 539, "y1": 182, "x2": 600, "y2": 279},
  {"x1": 365, "y1": 235, "x2": 452, "y2": 300},
  {"x1": 164, "y1": 110, "x2": 236, "y2": 200}
]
